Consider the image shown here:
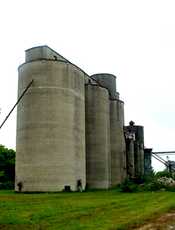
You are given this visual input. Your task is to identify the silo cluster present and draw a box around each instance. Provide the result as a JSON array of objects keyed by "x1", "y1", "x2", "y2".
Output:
[
  {"x1": 15, "y1": 46, "x2": 151, "y2": 192},
  {"x1": 85, "y1": 74, "x2": 126, "y2": 189}
]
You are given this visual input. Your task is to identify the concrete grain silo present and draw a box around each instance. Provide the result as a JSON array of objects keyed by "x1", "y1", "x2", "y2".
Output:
[
  {"x1": 15, "y1": 46, "x2": 86, "y2": 192},
  {"x1": 118, "y1": 100, "x2": 127, "y2": 181},
  {"x1": 125, "y1": 122, "x2": 145, "y2": 179},
  {"x1": 91, "y1": 73, "x2": 118, "y2": 100},
  {"x1": 109, "y1": 99, "x2": 126, "y2": 185},
  {"x1": 91, "y1": 74, "x2": 126, "y2": 186},
  {"x1": 134, "y1": 126, "x2": 144, "y2": 177},
  {"x1": 144, "y1": 148, "x2": 152, "y2": 175},
  {"x1": 125, "y1": 137, "x2": 135, "y2": 178},
  {"x1": 85, "y1": 83, "x2": 111, "y2": 189}
]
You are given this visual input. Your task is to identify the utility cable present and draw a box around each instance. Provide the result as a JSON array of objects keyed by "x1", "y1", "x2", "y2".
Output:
[
  {"x1": 153, "y1": 151, "x2": 175, "y2": 155},
  {"x1": 152, "y1": 154, "x2": 169, "y2": 167},
  {"x1": 153, "y1": 153, "x2": 167, "y2": 164},
  {"x1": 0, "y1": 80, "x2": 34, "y2": 130}
]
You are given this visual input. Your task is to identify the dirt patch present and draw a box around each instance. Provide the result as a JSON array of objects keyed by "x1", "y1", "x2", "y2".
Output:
[{"x1": 136, "y1": 212, "x2": 175, "y2": 230}]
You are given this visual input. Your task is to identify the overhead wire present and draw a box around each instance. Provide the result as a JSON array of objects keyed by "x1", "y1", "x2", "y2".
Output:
[{"x1": 0, "y1": 80, "x2": 34, "y2": 130}]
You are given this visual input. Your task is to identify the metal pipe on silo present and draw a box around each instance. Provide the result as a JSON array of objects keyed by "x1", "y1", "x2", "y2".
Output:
[
  {"x1": 85, "y1": 84, "x2": 111, "y2": 189},
  {"x1": 15, "y1": 46, "x2": 86, "y2": 192}
]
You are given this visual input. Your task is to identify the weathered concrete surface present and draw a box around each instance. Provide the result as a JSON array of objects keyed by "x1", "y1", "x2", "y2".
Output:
[
  {"x1": 110, "y1": 100, "x2": 126, "y2": 186},
  {"x1": 16, "y1": 59, "x2": 86, "y2": 192},
  {"x1": 85, "y1": 84, "x2": 111, "y2": 189}
]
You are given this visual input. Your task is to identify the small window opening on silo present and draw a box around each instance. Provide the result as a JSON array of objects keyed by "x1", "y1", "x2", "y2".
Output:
[
  {"x1": 53, "y1": 55, "x2": 57, "y2": 60},
  {"x1": 64, "y1": 185, "x2": 71, "y2": 192}
]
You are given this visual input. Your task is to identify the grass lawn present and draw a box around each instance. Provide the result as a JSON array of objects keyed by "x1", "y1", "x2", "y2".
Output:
[{"x1": 0, "y1": 190, "x2": 175, "y2": 230}]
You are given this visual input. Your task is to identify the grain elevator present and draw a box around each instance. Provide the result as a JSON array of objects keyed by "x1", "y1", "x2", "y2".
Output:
[{"x1": 15, "y1": 46, "x2": 149, "y2": 192}]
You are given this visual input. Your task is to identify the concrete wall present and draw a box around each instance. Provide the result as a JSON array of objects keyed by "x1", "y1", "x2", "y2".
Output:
[
  {"x1": 85, "y1": 84, "x2": 111, "y2": 189},
  {"x1": 16, "y1": 59, "x2": 86, "y2": 192}
]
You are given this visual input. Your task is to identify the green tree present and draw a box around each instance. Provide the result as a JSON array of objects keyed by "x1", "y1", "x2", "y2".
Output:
[{"x1": 0, "y1": 145, "x2": 15, "y2": 189}]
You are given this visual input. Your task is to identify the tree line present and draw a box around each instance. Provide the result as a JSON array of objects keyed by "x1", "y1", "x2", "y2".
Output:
[{"x1": 0, "y1": 145, "x2": 15, "y2": 189}]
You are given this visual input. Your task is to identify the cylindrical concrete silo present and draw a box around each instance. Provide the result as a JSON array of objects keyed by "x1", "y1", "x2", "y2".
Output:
[
  {"x1": 125, "y1": 123, "x2": 135, "y2": 178},
  {"x1": 110, "y1": 99, "x2": 126, "y2": 186},
  {"x1": 126, "y1": 138, "x2": 135, "y2": 178},
  {"x1": 15, "y1": 46, "x2": 86, "y2": 192},
  {"x1": 118, "y1": 100, "x2": 127, "y2": 181},
  {"x1": 91, "y1": 73, "x2": 118, "y2": 99},
  {"x1": 91, "y1": 73, "x2": 126, "y2": 186},
  {"x1": 85, "y1": 84, "x2": 111, "y2": 189},
  {"x1": 134, "y1": 126, "x2": 144, "y2": 178},
  {"x1": 125, "y1": 123, "x2": 144, "y2": 179},
  {"x1": 144, "y1": 148, "x2": 152, "y2": 175}
]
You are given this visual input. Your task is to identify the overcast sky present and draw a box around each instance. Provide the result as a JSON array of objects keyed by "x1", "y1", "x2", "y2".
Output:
[{"x1": 0, "y1": 0, "x2": 175, "y2": 171}]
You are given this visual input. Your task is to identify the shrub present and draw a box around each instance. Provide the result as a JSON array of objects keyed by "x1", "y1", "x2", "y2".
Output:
[
  {"x1": 0, "y1": 181, "x2": 14, "y2": 189},
  {"x1": 155, "y1": 171, "x2": 172, "y2": 179},
  {"x1": 119, "y1": 178, "x2": 140, "y2": 193},
  {"x1": 143, "y1": 179, "x2": 164, "y2": 191},
  {"x1": 119, "y1": 170, "x2": 175, "y2": 192},
  {"x1": 0, "y1": 145, "x2": 15, "y2": 189}
]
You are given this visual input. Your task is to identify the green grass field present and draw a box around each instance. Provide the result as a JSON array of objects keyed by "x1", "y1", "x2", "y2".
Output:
[{"x1": 0, "y1": 190, "x2": 175, "y2": 230}]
